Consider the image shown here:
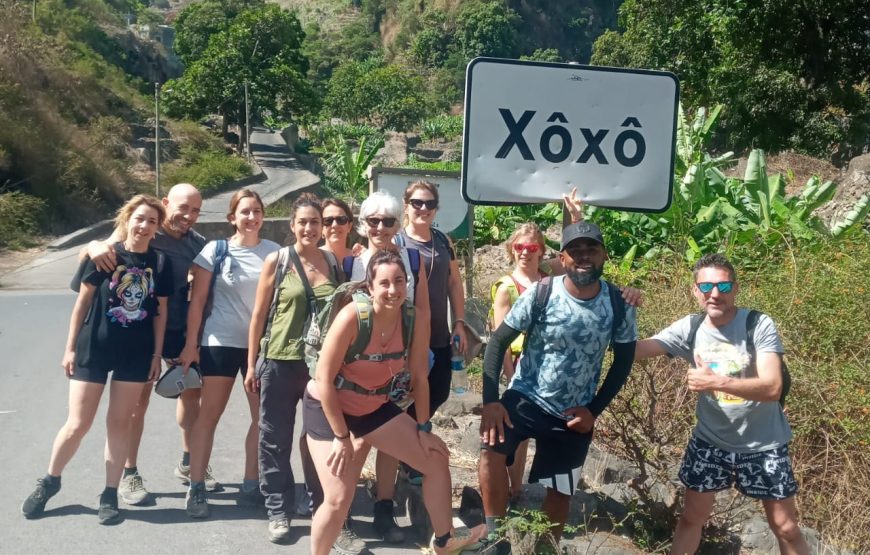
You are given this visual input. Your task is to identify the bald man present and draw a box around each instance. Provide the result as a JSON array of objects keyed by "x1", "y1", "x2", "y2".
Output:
[{"x1": 80, "y1": 184, "x2": 217, "y2": 504}]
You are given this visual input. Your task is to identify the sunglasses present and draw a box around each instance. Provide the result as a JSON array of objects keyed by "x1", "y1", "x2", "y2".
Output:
[
  {"x1": 408, "y1": 198, "x2": 438, "y2": 210},
  {"x1": 365, "y1": 216, "x2": 397, "y2": 228},
  {"x1": 696, "y1": 281, "x2": 734, "y2": 294},
  {"x1": 323, "y1": 216, "x2": 350, "y2": 226},
  {"x1": 512, "y1": 243, "x2": 541, "y2": 254}
]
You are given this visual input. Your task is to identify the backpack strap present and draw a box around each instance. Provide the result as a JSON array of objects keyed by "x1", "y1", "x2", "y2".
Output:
[
  {"x1": 342, "y1": 255, "x2": 355, "y2": 282},
  {"x1": 288, "y1": 247, "x2": 318, "y2": 320},
  {"x1": 686, "y1": 312, "x2": 706, "y2": 367},
  {"x1": 260, "y1": 247, "x2": 291, "y2": 354},
  {"x1": 406, "y1": 247, "x2": 421, "y2": 282},
  {"x1": 604, "y1": 280, "x2": 626, "y2": 348},
  {"x1": 745, "y1": 309, "x2": 790, "y2": 406},
  {"x1": 344, "y1": 291, "x2": 412, "y2": 363},
  {"x1": 432, "y1": 227, "x2": 455, "y2": 260},
  {"x1": 522, "y1": 276, "x2": 554, "y2": 353}
]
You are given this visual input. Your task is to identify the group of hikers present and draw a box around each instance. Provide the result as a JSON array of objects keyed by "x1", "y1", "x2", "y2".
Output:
[{"x1": 20, "y1": 180, "x2": 810, "y2": 555}]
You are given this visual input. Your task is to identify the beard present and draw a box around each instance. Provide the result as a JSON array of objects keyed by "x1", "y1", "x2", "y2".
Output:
[{"x1": 565, "y1": 263, "x2": 603, "y2": 287}]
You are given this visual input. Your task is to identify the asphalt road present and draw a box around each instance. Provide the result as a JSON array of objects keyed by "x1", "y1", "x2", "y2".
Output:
[{"x1": 0, "y1": 291, "x2": 425, "y2": 555}]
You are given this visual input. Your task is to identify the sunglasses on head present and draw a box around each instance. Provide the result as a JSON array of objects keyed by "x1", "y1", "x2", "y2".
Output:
[
  {"x1": 365, "y1": 216, "x2": 397, "y2": 228},
  {"x1": 408, "y1": 198, "x2": 438, "y2": 210},
  {"x1": 696, "y1": 281, "x2": 734, "y2": 294},
  {"x1": 322, "y1": 216, "x2": 350, "y2": 226},
  {"x1": 512, "y1": 243, "x2": 540, "y2": 254}
]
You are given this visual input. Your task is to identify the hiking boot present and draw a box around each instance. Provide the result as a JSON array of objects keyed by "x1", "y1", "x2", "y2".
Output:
[
  {"x1": 21, "y1": 477, "x2": 60, "y2": 519},
  {"x1": 174, "y1": 462, "x2": 222, "y2": 492},
  {"x1": 372, "y1": 499, "x2": 405, "y2": 543},
  {"x1": 119, "y1": 471, "x2": 150, "y2": 505},
  {"x1": 333, "y1": 519, "x2": 366, "y2": 555},
  {"x1": 267, "y1": 517, "x2": 292, "y2": 544},
  {"x1": 185, "y1": 485, "x2": 209, "y2": 519},
  {"x1": 430, "y1": 524, "x2": 488, "y2": 555},
  {"x1": 97, "y1": 492, "x2": 122, "y2": 526},
  {"x1": 237, "y1": 486, "x2": 265, "y2": 508}
]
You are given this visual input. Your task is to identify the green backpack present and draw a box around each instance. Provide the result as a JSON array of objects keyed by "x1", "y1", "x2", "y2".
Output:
[{"x1": 303, "y1": 282, "x2": 416, "y2": 399}]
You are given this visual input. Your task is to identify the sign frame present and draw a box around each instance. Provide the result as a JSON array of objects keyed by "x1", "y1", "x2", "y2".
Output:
[{"x1": 461, "y1": 57, "x2": 679, "y2": 213}]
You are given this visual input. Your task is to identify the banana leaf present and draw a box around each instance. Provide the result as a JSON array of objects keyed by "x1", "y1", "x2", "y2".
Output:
[{"x1": 831, "y1": 195, "x2": 870, "y2": 237}]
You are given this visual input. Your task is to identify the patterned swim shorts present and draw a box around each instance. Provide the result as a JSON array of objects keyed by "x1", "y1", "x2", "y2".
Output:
[{"x1": 678, "y1": 436, "x2": 798, "y2": 500}]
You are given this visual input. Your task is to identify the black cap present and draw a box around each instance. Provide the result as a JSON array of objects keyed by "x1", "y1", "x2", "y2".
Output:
[{"x1": 561, "y1": 222, "x2": 605, "y2": 250}]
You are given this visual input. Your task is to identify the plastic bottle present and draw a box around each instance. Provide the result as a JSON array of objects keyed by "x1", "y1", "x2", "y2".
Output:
[{"x1": 450, "y1": 335, "x2": 467, "y2": 395}]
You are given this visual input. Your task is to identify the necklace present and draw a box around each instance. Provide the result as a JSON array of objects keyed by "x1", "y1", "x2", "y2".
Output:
[{"x1": 378, "y1": 315, "x2": 401, "y2": 347}]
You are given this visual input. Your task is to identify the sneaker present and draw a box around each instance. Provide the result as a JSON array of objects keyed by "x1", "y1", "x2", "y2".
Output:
[
  {"x1": 21, "y1": 478, "x2": 60, "y2": 519},
  {"x1": 430, "y1": 524, "x2": 488, "y2": 555},
  {"x1": 237, "y1": 486, "x2": 265, "y2": 508},
  {"x1": 267, "y1": 517, "x2": 292, "y2": 544},
  {"x1": 174, "y1": 462, "x2": 222, "y2": 492},
  {"x1": 119, "y1": 472, "x2": 150, "y2": 506},
  {"x1": 470, "y1": 533, "x2": 511, "y2": 555},
  {"x1": 97, "y1": 493, "x2": 122, "y2": 526},
  {"x1": 372, "y1": 499, "x2": 405, "y2": 543},
  {"x1": 185, "y1": 486, "x2": 209, "y2": 519},
  {"x1": 333, "y1": 519, "x2": 366, "y2": 555}
]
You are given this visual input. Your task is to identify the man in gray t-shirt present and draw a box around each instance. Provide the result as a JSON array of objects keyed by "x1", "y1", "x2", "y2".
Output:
[{"x1": 635, "y1": 253, "x2": 808, "y2": 555}]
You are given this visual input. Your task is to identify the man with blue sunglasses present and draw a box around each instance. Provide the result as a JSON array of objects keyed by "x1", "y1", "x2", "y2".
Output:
[{"x1": 635, "y1": 253, "x2": 809, "y2": 555}]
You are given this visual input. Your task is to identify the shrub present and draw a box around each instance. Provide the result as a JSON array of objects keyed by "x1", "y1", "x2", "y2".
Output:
[
  {"x1": 0, "y1": 192, "x2": 48, "y2": 249},
  {"x1": 420, "y1": 114, "x2": 463, "y2": 141},
  {"x1": 162, "y1": 148, "x2": 251, "y2": 194}
]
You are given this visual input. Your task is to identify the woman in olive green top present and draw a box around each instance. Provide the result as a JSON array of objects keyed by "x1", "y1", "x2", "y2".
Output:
[{"x1": 245, "y1": 194, "x2": 341, "y2": 545}]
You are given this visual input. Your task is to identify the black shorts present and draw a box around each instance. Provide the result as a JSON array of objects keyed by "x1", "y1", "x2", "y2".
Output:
[
  {"x1": 302, "y1": 389, "x2": 403, "y2": 440},
  {"x1": 70, "y1": 357, "x2": 152, "y2": 385},
  {"x1": 679, "y1": 436, "x2": 799, "y2": 500},
  {"x1": 162, "y1": 329, "x2": 186, "y2": 361},
  {"x1": 483, "y1": 389, "x2": 592, "y2": 496},
  {"x1": 199, "y1": 346, "x2": 248, "y2": 378}
]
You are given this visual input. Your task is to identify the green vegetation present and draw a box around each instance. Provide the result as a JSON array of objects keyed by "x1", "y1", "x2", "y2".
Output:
[
  {"x1": 321, "y1": 135, "x2": 384, "y2": 202},
  {"x1": 592, "y1": 0, "x2": 870, "y2": 160},
  {"x1": 166, "y1": 2, "x2": 317, "y2": 147},
  {"x1": 0, "y1": 192, "x2": 48, "y2": 249},
  {"x1": 420, "y1": 114, "x2": 463, "y2": 142},
  {"x1": 162, "y1": 147, "x2": 251, "y2": 195}
]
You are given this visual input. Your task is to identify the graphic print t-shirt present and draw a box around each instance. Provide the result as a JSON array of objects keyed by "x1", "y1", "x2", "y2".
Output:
[
  {"x1": 504, "y1": 278, "x2": 637, "y2": 419},
  {"x1": 652, "y1": 309, "x2": 792, "y2": 453},
  {"x1": 75, "y1": 246, "x2": 173, "y2": 368}
]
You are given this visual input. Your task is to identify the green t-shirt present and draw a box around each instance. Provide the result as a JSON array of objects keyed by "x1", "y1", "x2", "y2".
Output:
[{"x1": 264, "y1": 269, "x2": 338, "y2": 360}]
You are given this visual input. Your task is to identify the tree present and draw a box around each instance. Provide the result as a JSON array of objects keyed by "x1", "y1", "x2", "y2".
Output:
[
  {"x1": 173, "y1": 0, "x2": 265, "y2": 66},
  {"x1": 165, "y1": 4, "x2": 318, "y2": 145},
  {"x1": 455, "y1": 2, "x2": 520, "y2": 60},
  {"x1": 591, "y1": 0, "x2": 870, "y2": 160},
  {"x1": 323, "y1": 59, "x2": 431, "y2": 131}
]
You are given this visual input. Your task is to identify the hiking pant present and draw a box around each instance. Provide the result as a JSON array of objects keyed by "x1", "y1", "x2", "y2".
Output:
[{"x1": 258, "y1": 358, "x2": 310, "y2": 521}]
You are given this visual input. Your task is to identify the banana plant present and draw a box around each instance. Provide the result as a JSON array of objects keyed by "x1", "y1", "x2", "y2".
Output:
[
  {"x1": 831, "y1": 195, "x2": 870, "y2": 237},
  {"x1": 323, "y1": 134, "x2": 384, "y2": 202}
]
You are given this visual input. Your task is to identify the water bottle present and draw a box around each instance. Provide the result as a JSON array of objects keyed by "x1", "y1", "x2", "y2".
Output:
[{"x1": 450, "y1": 335, "x2": 467, "y2": 395}]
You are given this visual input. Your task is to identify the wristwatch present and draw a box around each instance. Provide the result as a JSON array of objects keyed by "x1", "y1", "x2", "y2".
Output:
[{"x1": 416, "y1": 421, "x2": 433, "y2": 433}]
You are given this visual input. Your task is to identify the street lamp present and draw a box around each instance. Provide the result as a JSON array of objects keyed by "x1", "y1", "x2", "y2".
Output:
[
  {"x1": 244, "y1": 79, "x2": 251, "y2": 161},
  {"x1": 154, "y1": 82, "x2": 160, "y2": 197}
]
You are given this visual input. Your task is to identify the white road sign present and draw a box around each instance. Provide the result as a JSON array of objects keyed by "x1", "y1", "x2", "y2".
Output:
[
  {"x1": 462, "y1": 58, "x2": 679, "y2": 212},
  {"x1": 370, "y1": 167, "x2": 470, "y2": 237}
]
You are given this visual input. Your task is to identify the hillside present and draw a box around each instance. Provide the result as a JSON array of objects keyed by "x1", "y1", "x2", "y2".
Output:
[{"x1": 0, "y1": 0, "x2": 241, "y2": 248}]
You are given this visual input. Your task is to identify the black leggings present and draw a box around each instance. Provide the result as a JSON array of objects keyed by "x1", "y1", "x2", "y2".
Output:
[{"x1": 408, "y1": 345, "x2": 451, "y2": 420}]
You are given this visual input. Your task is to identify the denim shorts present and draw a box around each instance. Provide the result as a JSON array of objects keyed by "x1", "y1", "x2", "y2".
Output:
[{"x1": 679, "y1": 435, "x2": 798, "y2": 500}]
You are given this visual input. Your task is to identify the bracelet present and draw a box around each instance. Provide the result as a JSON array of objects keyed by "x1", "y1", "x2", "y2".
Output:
[
  {"x1": 335, "y1": 431, "x2": 351, "y2": 440},
  {"x1": 152, "y1": 354, "x2": 161, "y2": 359},
  {"x1": 417, "y1": 421, "x2": 433, "y2": 433},
  {"x1": 452, "y1": 319, "x2": 466, "y2": 328}
]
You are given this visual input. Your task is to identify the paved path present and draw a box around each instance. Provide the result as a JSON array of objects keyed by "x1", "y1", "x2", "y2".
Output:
[
  {"x1": 198, "y1": 127, "x2": 319, "y2": 222},
  {"x1": 0, "y1": 128, "x2": 317, "y2": 291}
]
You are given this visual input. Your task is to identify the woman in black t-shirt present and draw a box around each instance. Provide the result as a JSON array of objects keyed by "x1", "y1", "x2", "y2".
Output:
[{"x1": 21, "y1": 195, "x2": 173, "y2": 526}]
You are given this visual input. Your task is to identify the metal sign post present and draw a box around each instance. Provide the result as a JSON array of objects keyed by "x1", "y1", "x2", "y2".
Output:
[{"x1": 462, "y1": 57, "x2": 679, "y2": 212}]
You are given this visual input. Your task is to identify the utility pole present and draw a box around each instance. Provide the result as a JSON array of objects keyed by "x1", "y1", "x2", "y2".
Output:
[
  {"x1": 244, "y1": 79, "x2": 251, "y2": 161},
  {"x1": 154, "y1": 82, "x2": 160, "y2": 197},
  {"x1": 32, "y1": 0, "x2": 36, "y2": 23}
]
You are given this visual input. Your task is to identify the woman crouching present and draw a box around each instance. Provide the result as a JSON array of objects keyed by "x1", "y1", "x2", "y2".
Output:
[{"x1": 303, "y1": 250, "x2": 485, "y2": 554}]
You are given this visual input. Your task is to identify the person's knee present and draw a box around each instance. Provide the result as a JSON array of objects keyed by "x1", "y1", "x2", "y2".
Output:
[
  {"x1": 417, "y1": 449, "x2": 449, "y2": 476},
  {"x1": 767, "y1": 510, "x2": 802, "y2": 542},
  {"x1": 63, "y1": 418, "x2": 93, "y2": 441},
  {"x1": 677, "y1": 506, "x2": 709, "y2": 529}
]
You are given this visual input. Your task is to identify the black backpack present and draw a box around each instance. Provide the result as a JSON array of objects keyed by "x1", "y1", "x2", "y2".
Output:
[
  {"x1": 686, "y1": 309, "x2": 791, "y2": 406},
  {"x1": 522, "y1": 276, "x2": 627, "y2": 352}
]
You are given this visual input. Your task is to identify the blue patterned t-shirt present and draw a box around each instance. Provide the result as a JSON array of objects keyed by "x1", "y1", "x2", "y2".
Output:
[{"x1": 504, "y1": 277, "x2": 637, "y2": 419}]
